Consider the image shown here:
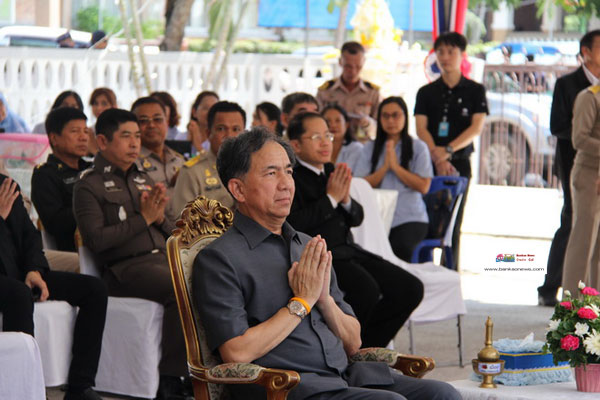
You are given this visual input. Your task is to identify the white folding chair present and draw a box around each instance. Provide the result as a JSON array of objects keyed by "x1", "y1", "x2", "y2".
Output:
[
  {"x1": 75, "y1": 230, "x2": 164, "y2": 399},
  {"x1": 0, "y1": 332, "x2": 46, "y2": 400},
  {"x1": 37, "y1": 219, "x2": 58, "y2": 250},
  {"x1": 0, "y1": 301, "x2": 76, "y2": 387}
]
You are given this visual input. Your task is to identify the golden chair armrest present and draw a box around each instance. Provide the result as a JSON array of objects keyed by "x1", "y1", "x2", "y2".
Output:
[
  {"x1": 189, "y1": 363, "x2": 300, "y2": 400},
  {"x1": 350, "y1": 348, "x2": 435, "y2": 378}
]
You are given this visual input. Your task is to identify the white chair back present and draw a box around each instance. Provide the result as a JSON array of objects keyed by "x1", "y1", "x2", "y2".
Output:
[{"x1": 77, "y1": 244, "x2": 102, "y2": 278}]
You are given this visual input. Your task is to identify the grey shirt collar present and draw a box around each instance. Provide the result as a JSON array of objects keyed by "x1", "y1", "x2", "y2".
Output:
[{"x1": 234, "y1": 211, "x2": 301, "y2": 249}]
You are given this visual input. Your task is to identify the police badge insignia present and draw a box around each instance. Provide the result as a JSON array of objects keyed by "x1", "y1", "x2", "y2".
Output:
[
  {"x1": 118, "y1": 206, "x2": 127, "y2": 221},
  {"x1": 205, "y1": 177, "x2": 218, "y2": 186},
  {"x1": 142, "y1": 159, "x2": 156, "y2": 171}
]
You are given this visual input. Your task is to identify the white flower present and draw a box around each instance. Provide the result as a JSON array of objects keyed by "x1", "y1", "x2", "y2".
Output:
[
  {"x1": 583, "y1": 329, "x2": 600, "y2": 357},
  {"x1": 579, "y1": 280, "x2": 586, "y2": 290},
  {"x1": 575, "y1": 322, "x2": 590, "y2": 337},
  {"x1": 547, "y1": 319, "x2": 561, "y2": 332},
  {"x1": 589, "y1": 303, "x2": 600, "y2": 316},
  {"x1": 563, "y1": 290, "x2": 571, "y2": 298}
]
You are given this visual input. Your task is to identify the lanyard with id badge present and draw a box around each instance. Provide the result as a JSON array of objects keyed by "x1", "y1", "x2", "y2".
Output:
[
  {"x1": 439, "y1": 88, "x2": 453, "y2": 138},
  {"x1": 439, "y1": 117, "x2": 449, "y2": 138}
]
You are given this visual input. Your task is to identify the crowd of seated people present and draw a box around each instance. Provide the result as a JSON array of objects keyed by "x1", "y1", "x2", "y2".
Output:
[{"x1": 0, "y1": 32, "x2": 483, "y2": 400}]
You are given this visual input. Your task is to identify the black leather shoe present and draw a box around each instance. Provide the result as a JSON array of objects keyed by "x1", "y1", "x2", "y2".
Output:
[
  {"x1": 63, "y1": 387, "x2": 103, "y2": 400},
  {"x1": 538, "y1": 295, "x2": 558, "y2": 307}
]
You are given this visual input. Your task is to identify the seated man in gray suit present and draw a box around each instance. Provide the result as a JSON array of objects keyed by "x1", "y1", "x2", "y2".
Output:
[{"x1": 193, "y1": 127, "x2": 460, "y2": 400}]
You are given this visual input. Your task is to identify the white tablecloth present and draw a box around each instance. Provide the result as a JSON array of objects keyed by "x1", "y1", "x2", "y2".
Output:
[
  {"x1": 0, "y1": 332, "x2": 46, "y2": 400},
  {"x1": 350, "y1": 178, "x2": 467, "y2": 323},
  {"x1": 450, "y1": 379, "x2": 599, "y2": 399}
]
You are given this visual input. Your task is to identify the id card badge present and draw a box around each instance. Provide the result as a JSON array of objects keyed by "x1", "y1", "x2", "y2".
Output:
[{"x1": 438, "y1": 121, "x2": 449, "y2": 138}]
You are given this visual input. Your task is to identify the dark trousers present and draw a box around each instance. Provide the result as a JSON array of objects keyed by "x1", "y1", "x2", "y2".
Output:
[
  {"x1": 0, "y1": 271, "x2": 107, "y2": 391},
  {"x1": 539, "y1": 141, "x2": 575, "y2": 298},
  {"x1": 449, "y1": 158, "x2": 471, "y2": 270},
  {"x1": 332, "y1": 246, "x2": 423, "y2": 348},
  {"x1": 306, "y1": 372, "x2": 461, "y2": 400},
  {"x1": 104, "y1": 252, "x2": 187, "y2": 377},
  {"x1": 388, "y1": 222, "x2": 429, "y2": 262}
]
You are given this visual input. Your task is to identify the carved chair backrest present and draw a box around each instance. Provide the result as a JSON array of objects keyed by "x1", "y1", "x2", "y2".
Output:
[{"x1": 166, "y1": 196, "x2": 234, "y2": 400}]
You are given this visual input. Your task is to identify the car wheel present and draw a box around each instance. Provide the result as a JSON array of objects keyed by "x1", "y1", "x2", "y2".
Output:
[{"x1": 479, "y1": 122, "x2": 529, "y2": 186}]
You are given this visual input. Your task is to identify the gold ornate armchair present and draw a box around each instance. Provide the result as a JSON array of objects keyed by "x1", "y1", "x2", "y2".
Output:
[{"x1": 166, "y1": 196, "x2": 435, "y2": 400}]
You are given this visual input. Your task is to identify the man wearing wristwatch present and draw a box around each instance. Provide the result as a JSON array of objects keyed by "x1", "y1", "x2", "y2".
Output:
[
  {"x1": 193, "y1": 128, "x2": 460, "y2": 400},
  {"x1": 415, "y1": 32, "x2": 488, "y2": 270}
]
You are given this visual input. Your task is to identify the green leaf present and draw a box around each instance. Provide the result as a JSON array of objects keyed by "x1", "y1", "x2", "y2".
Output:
[
  {"x1": 551, "y1": 331, "x2": 562, "y2": 340},
  {"x1": 327, "y1": 0, "x2": 335, "y2": 14}
]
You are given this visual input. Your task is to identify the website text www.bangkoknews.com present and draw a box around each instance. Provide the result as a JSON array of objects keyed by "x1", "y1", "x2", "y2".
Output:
[{"x1": 484, "y1": 266, "x2": 545, "y2": 272}]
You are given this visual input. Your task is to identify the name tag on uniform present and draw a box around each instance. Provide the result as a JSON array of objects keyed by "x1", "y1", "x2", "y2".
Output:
[
  {"x1": 63, "y1": 176, "x2": 78, "y2": 185},
  {"x1": 104, "y1": 180, "x2": 122, "y2": 192},
  {"x1": 133, "y1": 176, "x2": 146, "y2": 184},
  {"x1": 438, "y1": 121, "x2": 449, "y2": 138}
]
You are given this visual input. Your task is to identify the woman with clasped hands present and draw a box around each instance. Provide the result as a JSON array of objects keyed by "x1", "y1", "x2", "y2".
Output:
[{"x1": 353, "y1": 96, "x2": 434, "y2": 262}]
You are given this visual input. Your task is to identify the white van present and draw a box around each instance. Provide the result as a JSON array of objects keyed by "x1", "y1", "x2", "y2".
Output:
[{"x1": 0, "y1": 25, "x2": 91, "y2": 48}]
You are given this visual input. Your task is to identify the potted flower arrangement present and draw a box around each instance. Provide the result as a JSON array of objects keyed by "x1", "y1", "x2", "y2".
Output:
[{"x1": 543, "y1": 281, "x2": 600, "y2": 392}]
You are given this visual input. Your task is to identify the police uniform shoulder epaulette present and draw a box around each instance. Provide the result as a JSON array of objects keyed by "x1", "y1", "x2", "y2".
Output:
[
  {"x1": 364, "y1": 81, "x2": 380, "y2": 90},
  {"x1": 588, "y1": 85, "x2": 600, "y2": 94},
  {"x1": 318, "y1": 79, "x2": 336, "y2": 91},
  {"x1": 183, "y1": 151, "x2": 207, "y2": 168},
  {"x1": 79, "y1": 168, "x2": 95, "y2": 179},
  {"x1": 166, "y1": 145, "x2": 184, "y2": 159}
]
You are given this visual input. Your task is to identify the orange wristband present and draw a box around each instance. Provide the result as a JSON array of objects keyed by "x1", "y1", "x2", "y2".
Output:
[{"x1": 290, "y1": 297, "x2": 311, "y2": 314}]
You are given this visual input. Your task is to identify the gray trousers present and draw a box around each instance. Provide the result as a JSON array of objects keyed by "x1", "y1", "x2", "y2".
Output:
[
  {"x1": 562, "y1": 161, "x2": 600, "y2": 294},
  {"x1": 104, "y1": 252, "x2": 188, "y2": 377},
  {"x1": 306, "y1": 372, "x2": 462, "y2": 400}
]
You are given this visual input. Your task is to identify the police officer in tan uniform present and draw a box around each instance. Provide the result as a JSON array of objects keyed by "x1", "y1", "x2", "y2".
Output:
[
  {"x1": 172, "y1": 101, "x2": 245, "y2": 215},
  {"x1": 563, "y1": 85, "x2": 600, "y2": 295},
  {"x1": 73, "y1": 109, "x2": 189, "y2": 399},
  {"x1": 316, "y1": 41, "x2": 382, "y2": 139},
  {"x1": 131, "y1": 96, "x2": 184, "y2": 220}
]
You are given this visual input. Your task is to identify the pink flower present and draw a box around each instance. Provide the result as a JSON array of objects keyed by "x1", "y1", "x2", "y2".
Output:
[
  {"x1": 577, "y1": 307, "x2": 598, "y2": 320},
  {"x1": 582, "y1": 287, "x2": 600, "y2": 296},
  {"x1": 560, "y1": 335, "x2": 580, "y2": 351},
  {"x1": 560, "y1": 301, "x2": 572, "y2": 310}
]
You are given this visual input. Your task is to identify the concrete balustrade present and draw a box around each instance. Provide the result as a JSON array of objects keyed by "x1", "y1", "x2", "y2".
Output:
[{"x1": 0, "y1": 47, "x2": 432, "y2": 130}]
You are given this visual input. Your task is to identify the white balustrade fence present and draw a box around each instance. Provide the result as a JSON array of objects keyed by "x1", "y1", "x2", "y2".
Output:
[{"x1": 0, "y1": 47, "x2": 431, "y2": 130}]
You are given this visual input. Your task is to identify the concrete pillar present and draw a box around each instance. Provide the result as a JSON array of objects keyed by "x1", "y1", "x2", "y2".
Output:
[
  {"x1": 15, "y1": 0, "x2": 32, "y2": 25},
  {"x1": 541, "y1": 3, "x2": 562, "y2": 35},
  {"x1": 61, "y1": 0, "x2": 72, "y2": 29},
  {"x1": 589, "y1": 16, "x2": 600, "y2": 30},
  {"x1": 35, "y1": 0, "x2": 61, "y2": 27},
  {"x1": 490, "y1": 3, "x2": 514, "y2": 42}
]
